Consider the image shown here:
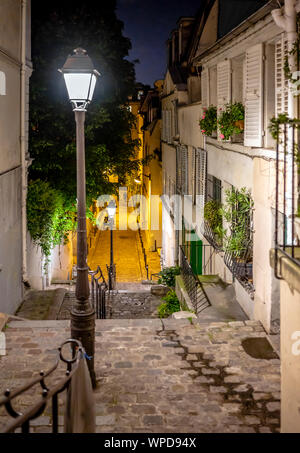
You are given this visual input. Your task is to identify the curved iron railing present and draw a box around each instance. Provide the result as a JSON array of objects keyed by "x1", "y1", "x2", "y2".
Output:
[
  {"x1": 89, "y1": 266, "x2": 107, "y2": 319},
  {"x1": 0, "y1": 339, "x2": 84, "y2": 433},
  {"x1": 201, "y1": 220, "x2": 223, "y2": 251}
]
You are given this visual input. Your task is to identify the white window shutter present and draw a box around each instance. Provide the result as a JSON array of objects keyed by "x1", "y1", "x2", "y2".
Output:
[
  {"x1": 196, "y1": 149, "x2": 207, "y2": 211},
  {"x1": 176, "y1": 146, "x2": 182, "y2": 193},
  {"x1": 275, "y1": 34, "x2": 289, "y2": 116},
  {"x1": 244, "y1": 43, "x2": 264, "y2": 147},
  {"x1": 162, "y1": 110, "x2": 166, "y2": 141},
  {"x1": 192, "y1": 148, "x2": 196, "y2": 204},
  {"x1": 166, "y1": 111, "x2": 171, "y2": 143},
  {"x1": 181, "y1": 146, "x2": 188, "y2": 195},
  {"x1": 201, "y1": 68, "x2": 209, "y2": 109},
  {"x1": 217, "y1": 60, "x2": 231, "y2": 111}
]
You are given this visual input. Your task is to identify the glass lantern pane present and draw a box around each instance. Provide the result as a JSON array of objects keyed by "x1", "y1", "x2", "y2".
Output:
[
  {"x1": 88, "y1": 74, "x2": 97, "y2": 101},
  {"x1": 63, "y1": 73, "x2": 92, "y2": 101}
]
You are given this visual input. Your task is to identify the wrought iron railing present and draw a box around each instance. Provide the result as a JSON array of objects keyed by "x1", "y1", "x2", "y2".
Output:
[
  {"x1": 0, "y1": 339, "x2": 88, "y2": 433},
  {"x1": 181, "y1": 243, "x2": 216, "y2": 276},
  {"x1": 137, "y1": 226, "x2": 149, "y2": 280},
  {"x1": 202, "y1": 220, "x2": 223, "y2": 251},
  {"x1": 89, "y1": 266, "x2": 107, "y2": 319},
  {"x1": 224, "y1": 240, "x2": 254, "y2": 296},
  {"x1": 274, "y1": 121, "x2": 300, "y2": 278},
  {"x1": 179, "y1": 246, "x2": 211, "y2": 314}
]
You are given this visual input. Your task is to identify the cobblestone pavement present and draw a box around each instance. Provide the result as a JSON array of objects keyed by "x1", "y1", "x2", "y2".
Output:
[
  {"x1": 0, "y1": 318, "x2": 280, "y2": 433},
  {"x1": 57, "y1": 288, "x2": 162, "y2": 320},
  {"x1": 107, "y1": 290, "x2": 161, "y2": 318}
]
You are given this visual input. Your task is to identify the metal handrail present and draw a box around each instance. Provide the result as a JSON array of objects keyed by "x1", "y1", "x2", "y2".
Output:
[
  {"x1": 137, "y1": 226, "x2": 149, "y2": 280},
  {"x1": 201, "y1": 220, "x2": 223, "y2": 251},
  {"x1": 274, "y1": 121, "x2": 300, "y2": 278},
  {"x1": 181, "y1": 243, "x2": 216, "y2": 276},
  {"x1": 179, "y1": 246, "x2": 211, "y2": 314},
  {"x1": 0, "y1": 339, "x2": 84, "y2": 433}
]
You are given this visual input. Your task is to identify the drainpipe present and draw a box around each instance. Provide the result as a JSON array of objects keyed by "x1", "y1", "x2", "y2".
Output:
[
  {"x1": 21, "y1": 0, "x2": 29, "y2": 288},
  {"x1": 271, "y1": 0, "x2": 300, "y2": 244}
]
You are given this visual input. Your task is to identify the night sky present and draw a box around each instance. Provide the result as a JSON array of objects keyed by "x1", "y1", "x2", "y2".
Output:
[{"x1": 116, "y1": 0, "x2": 203, "y2": 86}]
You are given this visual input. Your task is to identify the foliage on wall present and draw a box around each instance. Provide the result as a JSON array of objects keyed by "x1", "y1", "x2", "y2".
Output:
[
  {"x1": 27, "y1": 1, "x2": 141, "y2": 256},
  {"x1": 221, "y1": 188, "x2": 253, "y2": 256},
  {"x1": 204, "y1": 200, "x2": 223, "y2": 245}
]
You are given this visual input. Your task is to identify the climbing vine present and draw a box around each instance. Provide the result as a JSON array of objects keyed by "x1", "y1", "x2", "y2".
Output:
[{"x1": 268, "y1": 114, "x2": 300, "y2": 141}]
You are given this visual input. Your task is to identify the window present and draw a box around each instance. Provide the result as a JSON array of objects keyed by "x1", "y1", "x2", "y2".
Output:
[
  {"x1": 232, "y1": 56, "x2": 244, "y2": 104},
  {"x1": 207, "y1": 175, "x2": 222, "y2": 203},
  {"x1": 209, "y1": 66, "x2": 217, "y2": 107},
  {"x1": 201, "y1": 68, "x2": 209, "y2": 108}
]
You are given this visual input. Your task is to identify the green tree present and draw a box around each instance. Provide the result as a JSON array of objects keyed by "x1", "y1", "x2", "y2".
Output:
[{"x1": 28, "y1": 1, "x2": 141, "y2": 253}]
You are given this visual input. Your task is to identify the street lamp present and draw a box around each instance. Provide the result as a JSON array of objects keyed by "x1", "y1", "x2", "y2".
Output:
[
  {"x1": 59, "y1": 48, "x2": 100, "y2": 387},
  {"x1": 107, "y1": 200, "x2": 116, "y2": 290}
]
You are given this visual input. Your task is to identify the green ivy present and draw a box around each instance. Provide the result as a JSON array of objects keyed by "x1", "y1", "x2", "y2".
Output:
[
  {"x1": 27, "y1": 179, "x2": 95, "y2": 257},
  {"x1": 199, "y1": 106, "x2": 217, "y2": 137},
  {"x1": 218, "y1": 103, "x2": 244, "y2": 140},
  {"x1": 157, "y1": 266, "x2": 181, "y2": 288}
]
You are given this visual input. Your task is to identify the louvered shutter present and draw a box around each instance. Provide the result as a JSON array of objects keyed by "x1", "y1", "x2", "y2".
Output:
[
  {"x1": 176, "y1": 146, "x2": 182, "y2": 193},
  {"x1": 162, "y1": 110, "x2": 166, "y2": 141},
  {"x1": 181, "y1": 146, "x2": 188, "y2": 195},
  {"x1": 195, "y1": 149, "x2": 207, "y2": 211},
  {"x1": 244, "y1": 43, "x2": 264, "y2": 147},
  {"x1": 166, "y1": 111, "x2": 172, "y2": 143},
  {"x1": 275, "y1": 34, "x2": 289, "y2": 116},
  {"x1": 192, "y1": 148, "x2": 196, "y2": 204},
  {"x1": 201, "y1": 68, "x2": 209, "y2": 109},
  {"x1": 217, "y1": 60, "x2": 231, "y2": 111}
]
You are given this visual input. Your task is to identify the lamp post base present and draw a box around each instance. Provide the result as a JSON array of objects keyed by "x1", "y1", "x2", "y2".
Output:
[{"x1": 70, "y1": 301, "x2": 96, "y2": 388}]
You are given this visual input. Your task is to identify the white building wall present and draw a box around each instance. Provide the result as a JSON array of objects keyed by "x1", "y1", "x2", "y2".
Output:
[
  {"x1": 0, "y1": 1, "x2": 31, "y2": 314},
  {"x1": 280, "y1": 280, "x2": 300, "y2": 433}
]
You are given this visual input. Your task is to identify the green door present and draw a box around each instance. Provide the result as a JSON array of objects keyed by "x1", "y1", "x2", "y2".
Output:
[{"x1": 189, "y1": 233, "x2": 203, "y2": 275}]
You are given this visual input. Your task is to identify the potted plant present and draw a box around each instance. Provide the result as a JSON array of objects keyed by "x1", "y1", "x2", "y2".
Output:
[
  {"x1": 199, "y1": 106, "x2": 217, "y2": 138},
  {"x1": 218, "y1": 102, "x2": 244, "y2": 142},
  {"x1": 204, "y1": 200, "x2": 225, "y2": 247},
  {"x1": 221, "y1": 188, "x2": 254, "y2": 278}
]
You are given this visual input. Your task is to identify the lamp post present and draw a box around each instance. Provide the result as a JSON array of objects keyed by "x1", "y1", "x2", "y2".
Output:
[
  {"x1": 107, "y1": 200, "x2": 116, "y2": 290},
  {"x1": 59, "y1": 48, "x2": 100, "y2": 387}
]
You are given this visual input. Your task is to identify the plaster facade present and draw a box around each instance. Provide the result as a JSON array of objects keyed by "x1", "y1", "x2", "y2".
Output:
[{"x1": 0, "y1": 0, "x2": 31, "y2": 314}]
